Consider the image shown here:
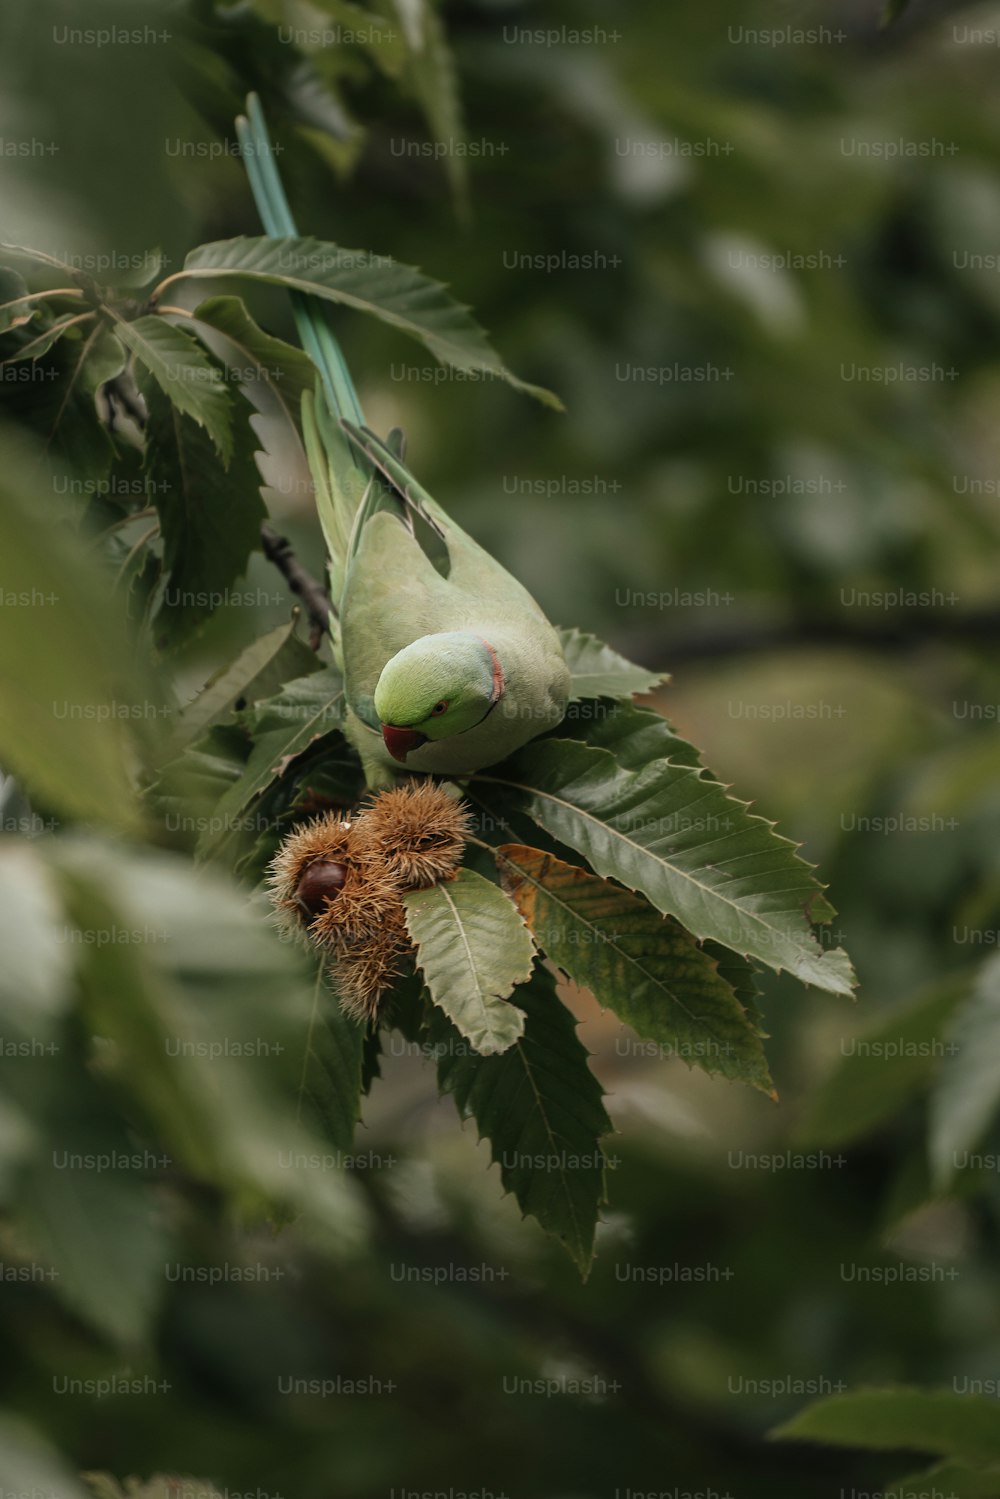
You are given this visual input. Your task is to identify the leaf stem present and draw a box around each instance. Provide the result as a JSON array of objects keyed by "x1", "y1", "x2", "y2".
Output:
[
  {"x1": 0, "y1": 287, "x2": 86, "y2": 313},
  {"x1": 0, "y1": 242, "x2": 84, "y2": 272},
  {"x1": 113, "y1": 523, "x2": 160, "y2": 588},
  {"x1": 297, "y1": 963, "x2": 326, "y2": 1125},
  {"x1": 0, "y1": 311, "x2": 96, "y2": 363},
  {"x1": 148, "y1": 269, "x2": 195, "y2": 305}
]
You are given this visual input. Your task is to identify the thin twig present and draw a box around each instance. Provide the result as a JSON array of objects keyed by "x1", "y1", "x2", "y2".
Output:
[{"x1": 260, "y1": 522, "x2": 332, "y2": 651}]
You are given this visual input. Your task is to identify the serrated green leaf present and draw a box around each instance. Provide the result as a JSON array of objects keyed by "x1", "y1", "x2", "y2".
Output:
[
  {"x1": 306, "y1": 0, "x2": 407, "y2": 74},
  {"x1": 188, "y1": 294, "x2": 317, "y2": 435},
  {"x1": 390, "y1": 0, "x2": 468, "y2": 207},
  {"x1": 17, "y1": 1058, "x2": 168, "y2": 1345},
  {"x1": 361, "y1": 1024, "x2": 383, "y2": 1095},
  {"x1": 404, "y1": 868, "x2": 535, "y2": 1055},
  {"x1": 2, "y1": 310, "x2": 94, "y2": 362},
  {"x1": 116, "y1": 314, "x2": 234, "y2": 462},
  {"x1": 144, "y1": 383, "x2": 265, "y2": 647},
  {"x1": 559, "y1": 627, "x2": 666, "y2": 702},
  {"x1": 430, "y1": 964, "x2": 611, "y2": 1272},
  {"x1": 383, "y1": 969, "x2": 426, "y2": 1043},
  {"x1": 230, "y1": 735, "x2": 364, "y2": 884},
  {"x1": 166, "y1": 236, "x2": 562, "y2": 408},
  {"x1": 930, "y1": 953, "x2": 1000, "y2": 1189},
  {"x1": 0, "y1": 268, "x2": 31, "y2": 332},
  {"x1": 170, "y1": 616, "x2": 320, "y2": 753},
  {"x1": 704, "y1": 939, "x2": 763, "y2": 1023},
  {"x1": 559, "y1": 710, "x2": 807, "y2": 952},
  {"x1": 772, "y1": 1388, "x2": 1000, "y2": 1462},
  {"x1": 888, "y1": 1461, "x2": 1000, "y2": 1498},
  {"x1": 296, "y1": 965, "x2": 365, "y2": 1151},
  {"x1": 557, "y1": 699, "x2": 705, "y2": 772},
  {"x1": 76, "y1": 324, "x2": 128, "y2": 395},
  {"x1": 51, "y1": 839, "x2": 364, "y2": 1241},
  {"x1": 0, "y1": 242, "x2": 80, "y2": 273},
  {"x1": 0, "y1": 1414, "x2": 92, "y2": 1499},
  {"x1": 155, "y1": 722, "x2": 252, "y2": 838},
  {"x1": 0, "y1": 842, "x2": 72, "y2": 1196},
  {"x1": 798, "y1": 976, "x2": 968, "y2": 1149},
  {"x1": 296, "y1": 113, "x2": 368, "y2": 182},
  {"x1": 2, "y1": 323, "x2": 122, "y2": 483},
  {"x1": 497, "y1": 844, "x2": 773, "y2": 1093},
  {"x1": 199, "y1": 669, "x2": 345, "y2": 855},
  {"x1": 0, "y1": 841, "x2": 74, "y2": 1045},
  {"x1": 0, "y1": 441, "x2": 141, "y2": 831},
  {"x1": 284, "y1": 735, "x2": 365, "y2": 815},
  {"x1": 241, "y1": 670, "x2": 346, "y2": 743},
  {"x1": 473, "y1": 739, "x2": 855, "y2": 995}
]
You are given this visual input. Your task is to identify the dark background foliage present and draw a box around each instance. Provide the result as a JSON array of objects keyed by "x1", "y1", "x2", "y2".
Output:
[{"x1": 3, "y1": 0, "x2": 1000, "y2": 1495}]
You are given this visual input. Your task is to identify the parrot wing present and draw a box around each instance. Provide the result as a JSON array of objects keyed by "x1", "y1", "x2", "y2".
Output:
[
  {"x1": 340, "y1": 421, "x2": 548, "y2": 620},
  {"x1": 338, "y1": 424, "x2": 561, "y2": 730}
]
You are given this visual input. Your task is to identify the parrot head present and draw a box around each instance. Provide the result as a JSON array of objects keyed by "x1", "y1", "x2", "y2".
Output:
[{"x1": 373, "y1": 631, "x2": 505, "y2": 763}]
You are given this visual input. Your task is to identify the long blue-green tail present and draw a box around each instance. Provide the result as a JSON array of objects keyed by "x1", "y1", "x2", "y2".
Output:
[
  {"x1": 237, "y1": 93, "x2": 362, "y2": 426},
  {"x1": 236, "y1": 94, "x2": 372, "y2": 607}
]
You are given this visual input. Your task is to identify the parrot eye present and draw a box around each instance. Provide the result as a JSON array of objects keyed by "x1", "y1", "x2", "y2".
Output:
[{"x1": 430, "y1": 700, "x2": 449, "y2": 716}]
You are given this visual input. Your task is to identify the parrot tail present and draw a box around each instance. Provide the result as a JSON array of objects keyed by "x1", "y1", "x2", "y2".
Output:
[
  {"x1": 235, "y1": 93, "x2": 374, "y2": 605},
  {"x1": 236, "y1": 93, "x2": 362, "y2": 426}
]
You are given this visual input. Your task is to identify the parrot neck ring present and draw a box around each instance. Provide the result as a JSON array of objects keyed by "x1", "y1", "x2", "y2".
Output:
[{"x1": 478, "y1": 635, "x2": 506, "y2": 712}]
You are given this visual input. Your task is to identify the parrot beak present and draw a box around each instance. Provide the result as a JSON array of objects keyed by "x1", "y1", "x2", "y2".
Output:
[{"x1": 381, "y1": 724, "x2": 428, "y2": 763}]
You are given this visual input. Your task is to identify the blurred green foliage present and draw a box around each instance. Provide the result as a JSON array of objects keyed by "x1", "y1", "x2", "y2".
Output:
[{"x1": 4, "y1": 0, "x2": 1000, "y2": 1495}]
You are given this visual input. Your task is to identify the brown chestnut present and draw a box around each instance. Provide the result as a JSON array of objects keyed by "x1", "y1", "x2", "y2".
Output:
[{"x1": 296, "y1": 860, "x2": 348, "y2": 918}]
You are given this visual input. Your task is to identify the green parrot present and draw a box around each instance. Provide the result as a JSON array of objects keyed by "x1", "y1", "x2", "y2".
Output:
[{"x1": 237, "y1": 98, "x2": 569, "y2": 784}]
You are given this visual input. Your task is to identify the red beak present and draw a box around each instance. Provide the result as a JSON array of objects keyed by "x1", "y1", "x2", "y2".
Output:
[{"x1": 381, "y1": 724, "x2": 428, "y2": 763}]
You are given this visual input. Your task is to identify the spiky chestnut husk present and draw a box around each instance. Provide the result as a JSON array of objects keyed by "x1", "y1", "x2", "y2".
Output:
[
  {"x1": 266, "y1": 812, "x2": 355, "y2": 943},
  {"x1": 309, "y1": 857, "x2": 403, "y2": 948},
  {"x1": 331, "y1": 905, "x2": 411, "y2": 1021},
  {"x1": 267, "y1": 784, "x2": 473, "y2": 1021},
  {"x1": 354, "y1": 780, "x2": 471, "y2": 889}
]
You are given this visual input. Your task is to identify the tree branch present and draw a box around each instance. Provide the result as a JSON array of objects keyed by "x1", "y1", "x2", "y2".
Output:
[
  {"x1": 639, "y1": 608, "x2": 1000, "y2": 669},
  {"x1": 260, "y1": 522, "x2": 332, "y2": 651}
]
